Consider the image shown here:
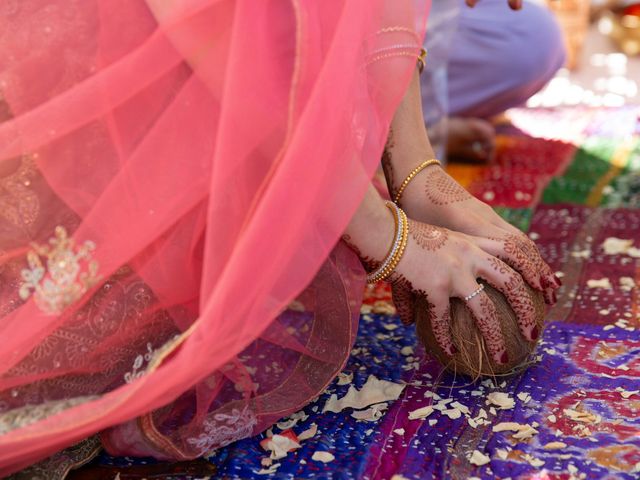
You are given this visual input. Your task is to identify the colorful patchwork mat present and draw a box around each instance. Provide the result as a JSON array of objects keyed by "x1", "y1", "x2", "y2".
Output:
[{"x1": 76, "y1": 105, "x2": 640, "y2": 479}]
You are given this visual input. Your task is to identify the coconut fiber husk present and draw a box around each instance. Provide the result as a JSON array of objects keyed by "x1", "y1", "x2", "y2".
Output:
[{"x1": 415, "y1": 281, "x2": 546, "y2": 378}]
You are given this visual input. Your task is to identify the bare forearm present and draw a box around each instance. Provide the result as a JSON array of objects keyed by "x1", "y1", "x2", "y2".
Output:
[{"x1": 382, "y1": 70, "x2": 436, "y2": 198}]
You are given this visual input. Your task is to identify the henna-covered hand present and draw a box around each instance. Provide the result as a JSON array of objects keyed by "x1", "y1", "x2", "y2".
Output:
[
  {"x1": 395, "y1": 165, "x2": 560, "y2": 303},
  {"x1": 386, "y1": 219, "x2": 540, "y2": 365}
]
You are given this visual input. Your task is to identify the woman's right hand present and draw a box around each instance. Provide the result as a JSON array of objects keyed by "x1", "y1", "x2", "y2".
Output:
[{"x1": 390, "y1": 219, "x2": 540, "y2": 365}]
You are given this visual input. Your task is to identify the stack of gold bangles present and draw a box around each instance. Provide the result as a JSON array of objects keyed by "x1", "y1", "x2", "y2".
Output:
[
  {"x1": 366, "y1": 201, "x2": 409, "y2": 284},
  {"x1": 366, "y1": 158, "x2": 441, "y2": 284}
]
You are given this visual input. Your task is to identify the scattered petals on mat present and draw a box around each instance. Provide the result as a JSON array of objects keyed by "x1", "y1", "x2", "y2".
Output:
[
  {"x1": 603, "y1": 237, "x2": 634, "y2": 254},
  {"x1": 322, "y1": 375, "x2": 405, "y2": 413},
  {"x1": 257, "y1": 463, "x2": 281, "y2": 475},
  {"x1": 312, "y1": 451, "x2": 335, "y2": 463},
  {"x1": 408, "y1": 405, "x2": 434, "y2": 420},
  {"x1": 337, "y1": 371, "x2": 354, "y2": 385},
  {"x1": 260, "y1": 430, "x2": 301, "y2": 460},
  {"x1": 87, "y1": 122, "x2": 640, "y2": 480},
  {"x1": 468, "y1": 450, "x2": 490, "y2": 466},
  {"x1": 586, "y1": 277, "x2": 612, "y2": 289},
  {"x1": 201, "y1": 317, "x2": 640, "y2": 478},
  {"x1": 298, "y1": 424, "x2": 318, "y2": 441},
  {"x1": 486, "y1": 392, "x2": 515, "y2": 410},
  {"x1": 351, "y1": 403, "x2": 388, "y2": 422},
  {"x1": 276, "y1": 410, "x2": 309, "y2": 430}
]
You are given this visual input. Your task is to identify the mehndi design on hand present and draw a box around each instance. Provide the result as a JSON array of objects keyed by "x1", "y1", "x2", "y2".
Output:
[
  {"x1": 409, "y1": 222, "x2": 448, "y2": 252},
  {"x1": 423, "y1": 167, "x2": 471, "y2": 206}
]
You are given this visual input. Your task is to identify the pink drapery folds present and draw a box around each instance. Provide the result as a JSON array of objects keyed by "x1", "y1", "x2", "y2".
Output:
[{"x1": 0, "y1": 0, "x2": 429, "y2": 474}]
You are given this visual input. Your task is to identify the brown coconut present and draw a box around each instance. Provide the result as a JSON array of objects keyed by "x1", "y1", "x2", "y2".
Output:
[{"x1": 415, "y1": 281, "x2": 546, "y2": 378}]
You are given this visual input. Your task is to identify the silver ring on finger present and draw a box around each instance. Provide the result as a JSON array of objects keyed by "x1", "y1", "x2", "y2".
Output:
[{"x1": 463, "y1": 283, "x2": 485, "y2": 302}]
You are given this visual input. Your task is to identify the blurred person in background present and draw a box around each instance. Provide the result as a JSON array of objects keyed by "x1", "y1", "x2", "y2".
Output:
[{"x1": 422, "y1": 0, "x2": 566, "y2": 163}]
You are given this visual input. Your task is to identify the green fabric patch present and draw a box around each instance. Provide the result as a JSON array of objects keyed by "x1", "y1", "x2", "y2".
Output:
[
  {"x1": 542, "y1": 137, "x2": 617, "y2": 205},
  {"x1": 601, "y1": 139, "x2": 640, "y2": 208},
  {"x1": 495, "y1": 207, "x2": 533, "y2": 232}
]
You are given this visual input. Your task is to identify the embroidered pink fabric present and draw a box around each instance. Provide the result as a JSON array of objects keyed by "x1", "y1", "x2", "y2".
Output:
[{"x1": 0, "y1": 0, "x2": 428, "y2": 473}]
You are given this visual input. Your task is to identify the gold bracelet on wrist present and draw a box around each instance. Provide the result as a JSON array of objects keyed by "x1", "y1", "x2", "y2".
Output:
[
  {"x1": 366, "y1": 202, "x2": 409, "y2": 284},
  {"x1": 393, "y1": 158, "x2": 441, "y2": 205},
  {"x1": 373, "y1": 208, "x2": 408, "y2": 283},
  {"x1": 367, "y1": 201, "x2": 400, "y2": 281}
]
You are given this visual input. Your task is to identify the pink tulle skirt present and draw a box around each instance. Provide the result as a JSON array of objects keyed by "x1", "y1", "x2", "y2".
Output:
[{"x1": 0, "y1": 0, "x2": 428, "y2": 474}]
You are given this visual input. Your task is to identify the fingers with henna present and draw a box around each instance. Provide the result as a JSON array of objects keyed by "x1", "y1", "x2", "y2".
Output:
[
  {"x1": 479, "y1": 257, "x2": 539, "y2": 341},
  {"x1": 457, "y1": 280, "x2": 508, "y2": 364},
  {"x1": 475, "y1": 232, "x2": 560, "y2": 296},
  {"x1": 428, "y1": 300, "x2": 457, "y2": 356},
  {"x1": 391, "y1": 281, "x2": 416, "y2": 325},
  {"x1": 514, "y1": 233, "x2": 560, "y2": 304},
  {"x1": 472, "y1": 235, "x2": 544, "y2": 291}
]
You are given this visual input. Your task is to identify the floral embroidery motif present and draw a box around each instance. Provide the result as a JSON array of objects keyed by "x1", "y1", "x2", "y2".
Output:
[
  {"x1": 187, "y1": 406, "x2": 258, "y2": 455},
  {"x1": 124, "y1": 342, "x2": 156, "y2": 384},
  {"x1": 124, "y1": 335, "x2": 181, "y2": 384},
  {"x1": 19, "y1": 226, "x2": 101, "y2": 315}
]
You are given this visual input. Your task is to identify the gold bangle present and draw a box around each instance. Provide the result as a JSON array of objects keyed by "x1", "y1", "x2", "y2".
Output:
[
  {"x1": 393, "y1": 158, "x2": 441, "y2": 205},
  {"x1": 376, "y1": 203, "x2": 400, "y2": 273},
  {"x1": 417, "y1": 48, "x2": 427, "y2": 73},
  {"x1": 367, "y1": 204, "x2": 409, "y2": 284},
  {"x1": 374, "y1": 208, "x2": 408, "y2": 283},
  {"x1": 366, "y1": 202, "x2": 401, "y2": 283},
  {"x1": 375, "y1": 208, "x2": 408, "y2": 283}
]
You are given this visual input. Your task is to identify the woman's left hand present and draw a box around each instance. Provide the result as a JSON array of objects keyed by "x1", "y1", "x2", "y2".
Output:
[{"x1": 398, "y1": 164, "x2": 561, "y2": 303}]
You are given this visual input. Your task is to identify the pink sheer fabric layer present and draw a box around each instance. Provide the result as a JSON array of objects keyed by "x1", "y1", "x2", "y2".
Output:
[{"x1": 0, "y1": 0, "x2": 428, "y2": 473}]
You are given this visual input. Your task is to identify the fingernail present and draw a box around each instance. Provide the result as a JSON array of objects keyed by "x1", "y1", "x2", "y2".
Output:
[
  {"x1": 530, "y1": 325, "x2": 539, "y2": 341},
  {"x1": 554, "y1": 274, "x2": 563, "y2": 287},
  {"x1": 499, "y1": 351, "x2": 509, "y2": 365}
]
